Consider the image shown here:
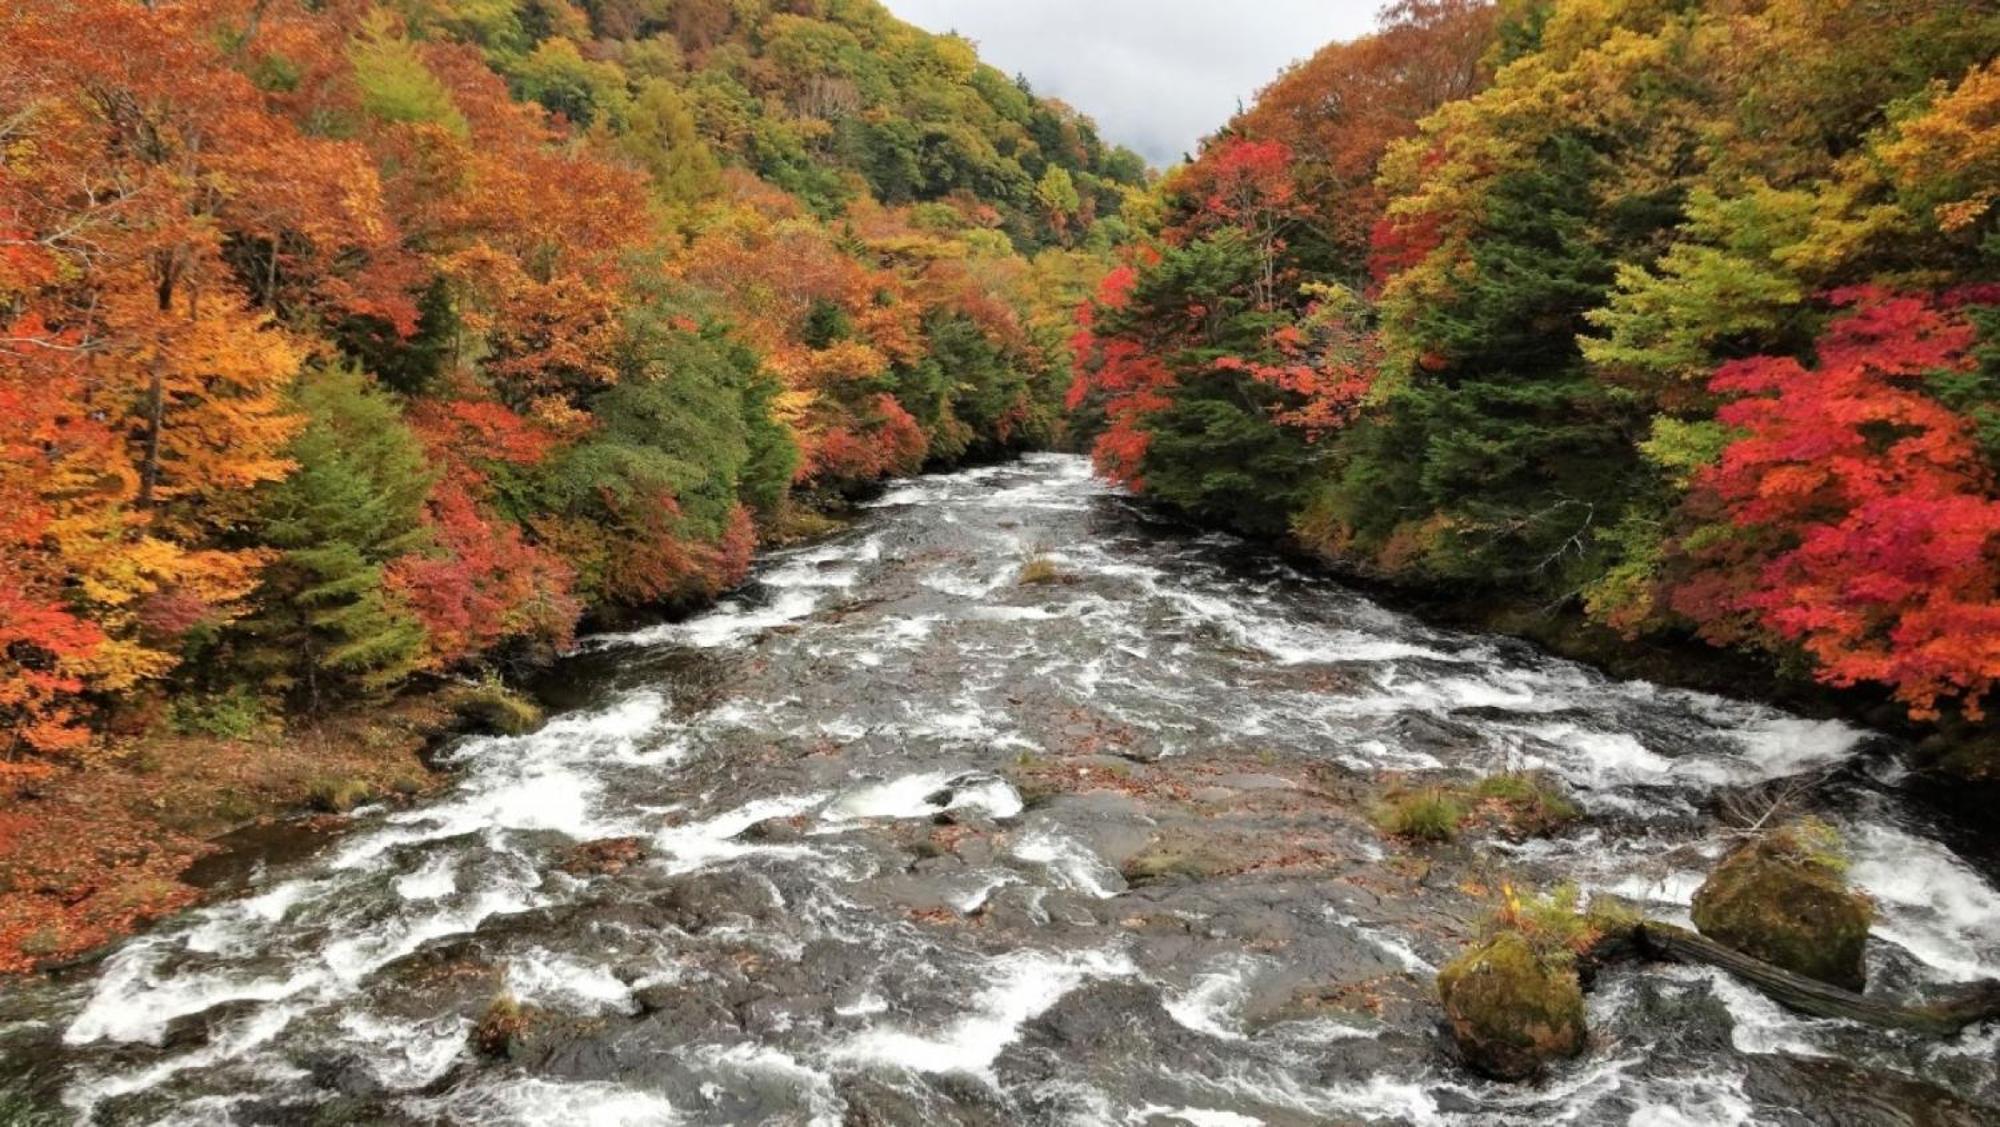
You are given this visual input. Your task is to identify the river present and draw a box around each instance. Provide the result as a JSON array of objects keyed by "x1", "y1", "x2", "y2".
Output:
[{"x1": 2, "y1": 454, "x2": 1997, "y2": 1125}]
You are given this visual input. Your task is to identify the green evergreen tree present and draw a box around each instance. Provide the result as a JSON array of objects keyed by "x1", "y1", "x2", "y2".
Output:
[{"x1": 246, "y1": 367, "x2": 435, "y2": 704}]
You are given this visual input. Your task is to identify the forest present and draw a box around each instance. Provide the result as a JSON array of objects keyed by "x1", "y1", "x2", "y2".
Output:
[
  {"x1": 0, "y1": 0, "x2": 1142, "y2": 757},
  {"x1": 3, "y1": 2, "x2": 2000, "y2": 1121},
  {"x1": 1067, "y1": 0, "x2": 2000, "y2": 755}
]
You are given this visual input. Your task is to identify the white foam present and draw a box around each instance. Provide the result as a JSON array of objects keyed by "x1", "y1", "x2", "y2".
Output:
[
  {"x1": 1163, "y1": 957, "x2": 1263, "y2": 1040},
  {"x1": 1129, "y1": 1107, "x2": 1265, "y2": 1127},
  {"x1": 65, "y1": 940, "x2": 318, "y2": 1046},
  {"x1": 1011, "y1": 828, "x2": 1125, "y2": 898},
  {"x1": 1176, "y1": 1067, "x2": 1440, "y2": 1125},
  {"x1": 822, "y1": 772, "x2": 1023, "y2": 824},
  {"x1": 1726, "y1": 715, "x2": 1867, "y2": 777},
  {"x1": 506, "y1": 950, "x2": 638, "y2": 1016},
  {"x1": 1848, "y1": 822, "x2": 2000, "y2": 982},
  {"x1": 336, "y1": 1009, "x2": 469, "y2": 1089},
  {"x1": 417, "y1": 1078, "x2": 682, "y2": 1126},
  {"x1": 833, "y1": 947, "x2": 1135, "y2": 1077},
  {"x1": 183, "y1": 879, "x2": 317, "y2": 954},
  {"x1": 396, "y1": 854, "x2": 459, "y2": 901},
  {"x1": 64, "y1": 1004, "x2": 299, "y2": 1117},
  {"x1": 652, "y1": 793, "x2": 827, "y2": 874}
]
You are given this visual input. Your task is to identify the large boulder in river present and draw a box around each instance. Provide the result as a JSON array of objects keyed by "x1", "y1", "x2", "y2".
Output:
[
  {"x1": 1436, "y1": 930, "x2": 1586, "y2": 1080},
  {"x1": 1690, "y1": 820, "x2": 1872, "y2": 992}
]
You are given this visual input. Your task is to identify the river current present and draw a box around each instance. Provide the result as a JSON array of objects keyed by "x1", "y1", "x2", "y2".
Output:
[{"x1": 3, "y1": 454, "x2": 1997, "y2": 1125}]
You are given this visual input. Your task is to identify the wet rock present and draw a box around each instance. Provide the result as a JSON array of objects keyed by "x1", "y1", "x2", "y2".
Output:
[
  {"x1": 559, "y1": 836, "x2": 647, "y2": 877},
  {"x1": 1120, "y1": 841, "x2": 1235, "y2": 885},
  {"x1": 1017, "y1": 981, "x2": 1176, "y2": 1052},
  {"x1": 641, "y1": 869, "x2": 784, "y2": 934},
  {"x1": 301, "y1": 1053, "x2": 388, "y2": 1100},
  {"x1": 1436, "y1": 931, "x2": 1586, "y2": 1081},
  {"x1": 1690, "y1": 821, "x2": 1873, "y2": 991},
  {"x1": 837, "y1": 1076, "x2": 1011, "y2": 1127},
  {"x1": 632, "y1": 983, "x2": 717, "y2": 1022},
  {"x1": 1210, "y1": 772, "x2": 1297, "y2": 792},
  {"x1": 1743, "y1": 1054, "x2": 1996, "y2": 1127},
  {"x1": 737, "y1": 814, "x2": 808, "y2": 843}
]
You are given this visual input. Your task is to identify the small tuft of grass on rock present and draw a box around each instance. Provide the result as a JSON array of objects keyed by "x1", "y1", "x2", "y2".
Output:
[
  {"x1": 1373, "y1": 788, "x2": 1469, "y2": 842},
  {"x1": 1017, "y1": 555, "x2": 1069, "y2": 586},
  {"x1": 1474, "y1": 771, "x2": 1582, "y2": 836}
]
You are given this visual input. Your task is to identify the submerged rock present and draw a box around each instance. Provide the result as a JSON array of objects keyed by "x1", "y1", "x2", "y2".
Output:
[
  {"x1": 1436, "y1": 931, "x2": 1586, "y2": 1081},
  {"x1": 1690, "y1": 821, "x2": 1873, "y2": 991}
]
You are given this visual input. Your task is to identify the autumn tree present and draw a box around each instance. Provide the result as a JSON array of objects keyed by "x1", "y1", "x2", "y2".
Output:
[{"x1": 1669, "y1": 291, "x2": 2000, "y2": 719}]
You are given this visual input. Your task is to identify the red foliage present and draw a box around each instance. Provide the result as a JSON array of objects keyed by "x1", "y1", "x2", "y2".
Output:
[
  {"x1": 0, "y1": 588, "x2": 104, "y2": 756},
  {"x1": 1068, "y1": 266, "x2": 1179, "y2": 490},
  {"x1": 1672, "y1": 289, "x2": 2000, "y2": 719},
  {"x1": 1232, "y1": 0, "x2": 1495, "y2": 260},
  {"x1": 388, "y1": 477, "x2": 579, "y2": 666},
  {"x1": 804, "y1": 394, "x2": 929, "y2": 484},
  {"x1": 1169, "y1": 138, "x2": 1300, "y2": 239},
  {"x1": 1368, "y1": 209, "x2": 1446, "y2": 288},
  {"x1": 410, "y1": 396, "x2": 561, "y2": 469}
]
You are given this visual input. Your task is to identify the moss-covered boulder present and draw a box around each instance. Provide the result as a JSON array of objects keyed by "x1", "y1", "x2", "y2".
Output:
[
  {"x1": 1437, "y1": 931, "x2": 1587, "y2": 1080},
  {"x1": 1690, "y1": 821, "x2": 1872, "y2": 992},
  {"x1": 447, "y1": 684, "x2": 544, "y2": 737}
]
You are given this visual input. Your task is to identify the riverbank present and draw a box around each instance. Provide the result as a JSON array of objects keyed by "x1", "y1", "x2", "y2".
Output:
[
  {"x1": 0, "y1": 496, "x2": 870, "y2": 978},
  {"x1": 0, "y1": 693, "x2": 464, "y2": 974},
  {"x1": 1138, "y1": 498, "x2": 2000, "y2": 786}
]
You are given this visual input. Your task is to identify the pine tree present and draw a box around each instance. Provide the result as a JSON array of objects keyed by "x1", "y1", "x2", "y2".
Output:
[{"x1": 244, "y1": 367, "x2": 435, "y2": 703}]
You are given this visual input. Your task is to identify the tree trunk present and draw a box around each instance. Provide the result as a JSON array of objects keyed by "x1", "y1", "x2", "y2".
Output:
[
  {"x1": 1628, "y1": 920, "x2": 2000, "y2": 1037},
  {"x1": 137, "y1": 355, "x2": 164, "y2": 509}
]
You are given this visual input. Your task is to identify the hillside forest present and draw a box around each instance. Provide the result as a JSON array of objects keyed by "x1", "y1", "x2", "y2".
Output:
[
  {"x1": 1067, "y1": 0, "x2": 2000, "y2": 751},
  {"x1": 0, "y1": 0, "x2": 1144, "y2": 757}
]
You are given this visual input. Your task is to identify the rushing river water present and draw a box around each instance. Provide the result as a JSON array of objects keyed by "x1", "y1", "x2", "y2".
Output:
[{"x1": 4, "y1": 454, "x2": 1999, "y2": 1126}]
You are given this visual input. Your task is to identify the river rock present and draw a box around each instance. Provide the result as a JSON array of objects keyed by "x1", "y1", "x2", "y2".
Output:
[
  {"x1": 559, "y1": 836, "x2": 647, "y2": 876},
  {"x1": 1436, "y1": 931, "x2": 1587, "y2": 1081},
  {"x1": 1690, "y1": 822, "x2": 1873, "y2": 991}
]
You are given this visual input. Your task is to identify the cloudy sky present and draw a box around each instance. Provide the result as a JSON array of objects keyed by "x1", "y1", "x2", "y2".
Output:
[{"x1": 881, "y1": 1, "x2": 1385, "y2": 167}]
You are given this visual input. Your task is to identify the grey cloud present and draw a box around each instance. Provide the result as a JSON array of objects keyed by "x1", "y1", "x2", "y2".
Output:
[{"x1": 881, "y1": 0, "x2": 1384, "y2": 167}]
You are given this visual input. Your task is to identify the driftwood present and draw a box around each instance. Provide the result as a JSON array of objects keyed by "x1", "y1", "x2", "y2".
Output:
[{"x1": 1622, "y1": 920, "x2": 2000, "y2": 1037}]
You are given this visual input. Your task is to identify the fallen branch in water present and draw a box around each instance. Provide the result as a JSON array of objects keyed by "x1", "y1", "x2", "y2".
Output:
[{"x1": 1619, "y1": 920, "x2": 2000, "y2": 1037}]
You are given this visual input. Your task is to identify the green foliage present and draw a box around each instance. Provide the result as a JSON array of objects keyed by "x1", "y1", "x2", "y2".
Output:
[
  {"x1": 1016, "y1": 555, "x2": 1067, "y2": 586},
  {"x1": 1331, "y1": 134, "x2": 1647, "y2": 585},
  {"x1": 1692, "y1": 820, "x2": 1873, "y2": 990},
  {"x1": 350, "y1": 14, "x2": 468, "y2": 136},
  {"x1": 1474, "y1": 771, "x2": 1582, "y2": 834},
  {"x1": 307, "y1": 776, "x2": 376, "y2": 814},
  {"x1": 619, "y1": 80, "x2": 722, "y2": 207},
  {"x1": 1103, "y1": 231, "x2": 1319, "y2": 535},
  {"x1": 1583, "y1": 186, "x2": 1819, "y2": 387},
  {"x1": 337, "y1": 276, "x2": 460, "y2": 398},
  {"x1": 510, "y1": 36, "x2": 631, "y2": 128},
  {"x1": 447, "y1": 680, "x2": 545, "y2": 736},
  {"x1": 1485, "y1": 882, "x2": 1594, "y2": 964},
  {"x1": 243, "y1": 367, "x2": 434, "y2": 703},
  {"x1": 1436, "y1": 926, "x2": 1587, "y2": 1081},
  {"x1": 168, "y1": 688, "x2": 269, "y2": 739},
  {"x1": 1373, "y1": 787, "x2": 1470, "y2": 842}
]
